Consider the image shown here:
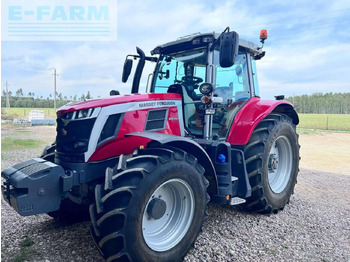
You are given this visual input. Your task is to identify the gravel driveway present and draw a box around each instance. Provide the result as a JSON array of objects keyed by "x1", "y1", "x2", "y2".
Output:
[{"x1": 1, "y1": 127, "x2": 350, "y2": 261}]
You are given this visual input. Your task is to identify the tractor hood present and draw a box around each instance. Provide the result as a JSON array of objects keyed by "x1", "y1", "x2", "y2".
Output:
[{"x1": 57, "y1": 93, "x2": 181, "y2": 115}]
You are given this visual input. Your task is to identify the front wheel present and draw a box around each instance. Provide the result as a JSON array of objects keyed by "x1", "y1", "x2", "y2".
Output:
[
  {"x1": 89, "y1": 147, "x2": 209, "y2": 262},
  {"x1": 244, "y1": 114, "x2": 300, "y2": 213}
]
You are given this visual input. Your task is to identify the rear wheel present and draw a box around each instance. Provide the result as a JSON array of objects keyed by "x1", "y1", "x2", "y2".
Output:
[
  {"x1": 89, "y1": 147, "x2": 209, "y2": 262},
  {"x1": 244, "y1": 114, "x2": 300, "y2": 213}
]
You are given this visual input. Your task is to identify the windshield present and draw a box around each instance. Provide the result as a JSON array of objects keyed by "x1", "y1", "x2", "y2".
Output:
[
  {"x1": 213, "y1": 52, "x2": 250, "y2": 101},
  {"x1": 153, "y1": 47, "x2": 207, "y2": 96},
  {"x1": 151, "y1": 46, "x2": 252, "y2": 140}
]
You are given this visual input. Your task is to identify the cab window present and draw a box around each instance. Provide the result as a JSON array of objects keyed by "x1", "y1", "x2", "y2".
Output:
[
  {"x1": 251, "y1": 58, "x2": 260, "y2": 97},
  {"x1": 212, "y1": 53, "x2": 251, "y2": 139},
  {"x1": 152, "y1": 48, "x2": 207, "y2": 137},
  {"x1": 153, "y1": 48, "x2": 207, "y2": 94}
]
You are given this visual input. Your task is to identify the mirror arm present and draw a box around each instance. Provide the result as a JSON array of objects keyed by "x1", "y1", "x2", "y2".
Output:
[
  {"x1": 145, "y1": 56, "x2": 158, "y2": 62},
  {"x1": 127, "y1": 54, "x2": 157, "y2": 62},
  {"x1": 210, "y1": 26, "x2": 230, "y2": 52}
]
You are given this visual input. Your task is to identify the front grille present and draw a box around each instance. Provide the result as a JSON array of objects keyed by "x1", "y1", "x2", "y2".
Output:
[
  {"x1": 148, "y1": 109, "x2": 167, "y2": 120},
  {"x1": 56, "y1": 116, "x2": 96, "y2": 162},
  {"x1": 98, "y1": 113, "x2": 122, "y2": 146},
  {"x1": 145, "y1": 109, "x2": 168, "y2": 131},
  {"x1": 146, "y1": 120, "x2": 166, "y2": 130}
]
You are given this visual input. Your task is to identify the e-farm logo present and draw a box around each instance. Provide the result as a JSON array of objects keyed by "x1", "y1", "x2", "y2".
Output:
[{"x1": 2, "y1": 0, "x2": 117, "y2": 41}]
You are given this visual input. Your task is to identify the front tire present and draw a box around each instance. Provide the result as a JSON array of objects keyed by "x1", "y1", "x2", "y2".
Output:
[
  {"x1": 89, "y1": 147, "x2": 209, "y2": 262},
  {"x1": 244, "y1": 114, "x2": 300, "y2": 213}
]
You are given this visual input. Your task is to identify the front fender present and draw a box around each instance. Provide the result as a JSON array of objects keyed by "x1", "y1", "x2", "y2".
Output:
[
  {"x1": 126, "y1": 132, "x2": 218, "y2": 194},
  {"x1": 226, "y1": 97, "x2": 299, "y2": 145}
]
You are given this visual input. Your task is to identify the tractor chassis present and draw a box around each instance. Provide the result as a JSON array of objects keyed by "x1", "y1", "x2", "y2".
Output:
[{"x1": 1, "y1": 138, "x2": 251, "y2": 217}]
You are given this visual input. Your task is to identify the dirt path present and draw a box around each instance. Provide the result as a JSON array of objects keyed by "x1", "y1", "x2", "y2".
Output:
[{"x1": 298, "y1": 131, "x2": 350, "y2": 175}]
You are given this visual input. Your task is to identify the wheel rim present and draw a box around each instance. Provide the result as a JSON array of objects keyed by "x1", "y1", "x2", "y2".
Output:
[
  {"x1": 268, "y1": 135, "x2": 293, "y2": 193},
  {"x1": 142, "y1": 179, "x2": 195, "y2": 252}
]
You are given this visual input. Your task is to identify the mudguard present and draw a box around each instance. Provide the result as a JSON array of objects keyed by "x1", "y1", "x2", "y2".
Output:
[
  {"x1": 226, "y1": 97, "x2": 299, "y2": 145},
  {"x1": 126, "y1": 131, "x2": 218, "y2": 194}
]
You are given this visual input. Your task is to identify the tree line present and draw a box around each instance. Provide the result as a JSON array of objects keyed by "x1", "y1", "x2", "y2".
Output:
[
  {"x1": 1, "y1": 88, "x2": 93, "y2": 108},
  {"x1": 1, "y1": 89, "x2": 350, "y2": 114},
  {"x1": 285, "y1": 92, "x2": 350, "y2": 114}
]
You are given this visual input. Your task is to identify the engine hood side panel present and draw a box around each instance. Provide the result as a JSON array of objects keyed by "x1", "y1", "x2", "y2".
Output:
[{"x1": 87, "y1": 100, "x2": 183, "y2": 161}]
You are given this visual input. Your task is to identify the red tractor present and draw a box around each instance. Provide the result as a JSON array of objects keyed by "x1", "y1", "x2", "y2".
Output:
[{"x1": 2, "y1": 28, "x2": 300, "y2": 261}]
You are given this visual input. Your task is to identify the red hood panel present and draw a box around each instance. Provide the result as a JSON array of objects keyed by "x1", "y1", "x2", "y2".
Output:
[{"x1": 57, "y1": 93, "x2": 181, "y2": 114}]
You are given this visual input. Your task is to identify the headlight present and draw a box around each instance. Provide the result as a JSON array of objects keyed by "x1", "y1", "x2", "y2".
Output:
[
  {"x1": 199, "y1": 83, "x2": 214, "y2": 95},
  {"x1": 76, "y1": 108, "x2": 94, "y2": 119},
  {"x1": 60, "y1": 107, "x2": 99, "y2": 121}
]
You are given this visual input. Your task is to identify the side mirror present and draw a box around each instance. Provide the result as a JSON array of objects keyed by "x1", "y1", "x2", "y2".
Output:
[
  {"x1": 122, "y1": 59, "x2": 133, "y2": 83},
  {"x1": 165, "y1": 69, "x2": 170, "y2": 79},
  {"x1": 158, "y1": 69, "x2": 170, "y2": 80},
  {"x1": 219, "y1": 31, "x2": 239, "y2": 68},
  {"x1": 110, "y1": 90, "x2": 120, "y2": 96}
]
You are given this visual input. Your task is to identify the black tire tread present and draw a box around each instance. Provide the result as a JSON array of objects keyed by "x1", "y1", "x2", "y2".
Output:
[
  {"x1": 90, "y1": 147, "x2": 209, "y2": 262},
  {"x1": 244, "y1": 113, "x2": 299, "y2": 214}
]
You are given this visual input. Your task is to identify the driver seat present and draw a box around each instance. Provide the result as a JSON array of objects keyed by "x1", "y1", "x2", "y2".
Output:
[{"x1": 167, "y1": 84, "x2": 196, "y2": 127}]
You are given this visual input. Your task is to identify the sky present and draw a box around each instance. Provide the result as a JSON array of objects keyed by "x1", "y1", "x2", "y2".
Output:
[{"x1": 1, "y1": 0, "x2": 350, "y2": 100}]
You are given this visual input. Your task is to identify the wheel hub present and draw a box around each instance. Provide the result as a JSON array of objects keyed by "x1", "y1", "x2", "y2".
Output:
[
  {"x1": 147, "y1": 198, "x2": 166, "y2": 220},
  {"x1": 268, "y1": 136, "x2": 293, "y2": 194},
  {"x1": 142, "y1": 179, "x2": 195, "y2": 252},
  {"x1": 269, "y1": 153, "x2": 279, "y2": 172}
]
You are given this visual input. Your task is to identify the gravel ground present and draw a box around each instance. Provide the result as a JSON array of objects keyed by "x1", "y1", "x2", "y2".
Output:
[{"x1": 1, "y1": 126, "x2": 350, "y2": 262}]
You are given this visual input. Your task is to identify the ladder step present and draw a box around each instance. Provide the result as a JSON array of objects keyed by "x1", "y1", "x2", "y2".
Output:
[{"x1": 229, "y1": 197, "x2": 246, "y2": 206}]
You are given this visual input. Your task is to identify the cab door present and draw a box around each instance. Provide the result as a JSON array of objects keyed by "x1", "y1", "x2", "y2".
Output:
[{"x1": 212, "y1": 53, "x2": 252, "y2": 139}]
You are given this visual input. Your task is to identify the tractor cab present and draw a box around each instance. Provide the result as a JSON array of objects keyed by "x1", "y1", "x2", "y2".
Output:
[{"x1": 123, "y1": 28, "x2": 266, "y2": 140}]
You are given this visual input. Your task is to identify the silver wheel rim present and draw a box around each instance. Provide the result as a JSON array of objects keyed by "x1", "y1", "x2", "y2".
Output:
[
  {"x1": 142, "y1": 179, "x2": 195, "y2": 251},
  {"x1": 268, "y1": 135, "x2": 293, "y2": 193}
]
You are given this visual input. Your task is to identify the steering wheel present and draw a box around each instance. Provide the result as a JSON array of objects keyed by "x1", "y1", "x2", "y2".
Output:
[{"x1": 181, "y1": 76, "x2": 203, "y2": 85}]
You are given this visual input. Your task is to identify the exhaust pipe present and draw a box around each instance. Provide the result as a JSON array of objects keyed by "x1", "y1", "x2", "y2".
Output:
[{"x1": 131, "y1": 47, "x2": 145, "y2": 94}]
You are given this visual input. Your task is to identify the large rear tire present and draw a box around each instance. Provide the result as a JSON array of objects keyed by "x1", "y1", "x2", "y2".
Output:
[
  {"x1": 89, "y1": 147, "x2": 209, "y2": 262},
  {"x1": 244, "y1": 114, "x2": 300, "y2": 213}
]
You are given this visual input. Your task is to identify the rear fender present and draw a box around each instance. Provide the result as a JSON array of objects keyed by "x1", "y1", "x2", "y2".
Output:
[
  {"x1": 226, "y1": 97, "x2": 299, "y2": 145},
  {"x1": 126, "y1": 132, "x2": 218, "y2": 194}
]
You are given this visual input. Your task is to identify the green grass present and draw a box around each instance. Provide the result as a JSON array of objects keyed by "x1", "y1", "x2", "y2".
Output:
[
  {"x1": 298, "y1": 114, "x2": 350, "y2": 131},
  {"x1": 2, "y1": 107, "x2": 56, "y2": 118},
  {"x1": 14, "y1": 130, "x2": 31, "y2": 133},
  {"x1": 12, "y1": 237, "x2": 36, "y2": 262},
  {"x1": 296, "y1": 127, "x2": 350, "y2": 135},
  {"x1": 20, "y1": 237, "x2": 35, "y2": 248},
  {"x1": 13, "y1": 248, "x2": 32, "y2": 262},
  {"x1": 1, "y1": 138, "x2": 44, "y2": 151}
]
